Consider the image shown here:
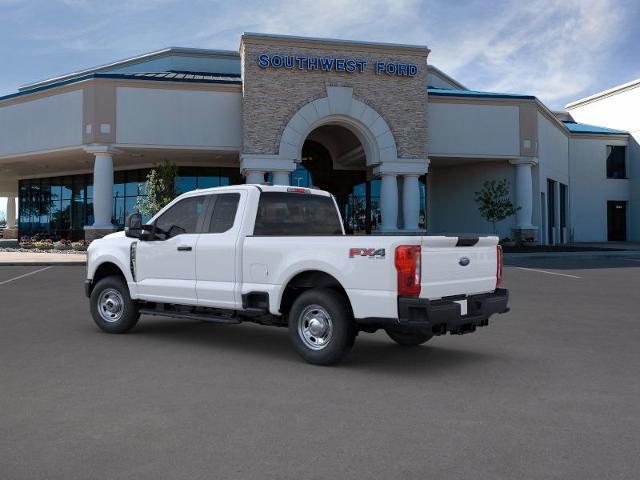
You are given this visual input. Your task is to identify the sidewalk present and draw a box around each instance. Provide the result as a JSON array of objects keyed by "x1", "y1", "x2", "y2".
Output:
[
  {"x1": 569, "y1": 242, "x2": 640, "y2": 251},
  {"x1": 0, "y1": 251, "x2": 86, "y2": 266},
  {"x1": 506, "y1": 250, "x2": 640, "y2": 259},
  {"x1": 505, "y1": 242, "x2": 640, "y2": 259}
]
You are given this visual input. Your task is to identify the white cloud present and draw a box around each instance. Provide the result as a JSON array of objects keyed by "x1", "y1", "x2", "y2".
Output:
[
  {"x1": 426, "y1": 0, "x2": 630, "y2": 107},
  {"x1": 5, "y1": 0, "x2": 634, "y2": 109},
  {"x1": 182, "y1": 0, "x2": 632, "y2": 107},
  {"x1": 189, "y1": 0, "x2": 427, "y2": 46}
]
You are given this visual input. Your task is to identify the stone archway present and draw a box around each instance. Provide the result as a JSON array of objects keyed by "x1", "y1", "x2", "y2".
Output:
[
  {"x1": 240, "y1": 86, "x2": 429, "y2": 231},
  {"x1": 278, "y1": 86, "x2": 398, "y2": 166},
  {"x1": 274, "y1": 86, "x2": 409, "y2": 231}
]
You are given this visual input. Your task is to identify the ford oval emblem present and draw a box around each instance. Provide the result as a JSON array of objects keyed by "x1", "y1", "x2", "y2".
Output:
[{"x1": 459, "y1": 257, "x2": 471, "y2": 267}]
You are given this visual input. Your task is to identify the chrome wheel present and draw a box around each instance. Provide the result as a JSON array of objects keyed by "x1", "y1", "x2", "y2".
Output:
[
  {"x1": 97, "y1": 288, "x2": 125, "y2": 323},
  {"x1": 298, "y1": 304, "x2": 333, "y2": 350}
]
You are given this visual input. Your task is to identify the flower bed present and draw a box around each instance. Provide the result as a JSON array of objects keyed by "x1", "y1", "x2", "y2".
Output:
[
  {"x1": 0, "y1": 237, "x2": 90, "y2": 254},
  {"x1": 20, "y1": 237, "x2": 89, "y2": 251}
]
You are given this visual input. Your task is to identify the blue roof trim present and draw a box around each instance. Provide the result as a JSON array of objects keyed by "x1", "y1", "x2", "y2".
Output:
[
  {"x1": 562, "y1": 121, "x2": 628, "y2": 135},
  {"x1": 428, "y1": 87, "x2": 536, "y2": 100},
  {"x1": 0, "y1": 72, "x2": 242, "y2": 102}
]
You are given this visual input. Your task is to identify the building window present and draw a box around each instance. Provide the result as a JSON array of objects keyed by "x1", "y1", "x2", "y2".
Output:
[
  {"x1": 18, "y1": 175, "x2": 92, "y2": 241},
  {"x1": 18, "y1": 166, "x2": 243, "y2": 240},
  {"x1": 606, "y1": 146, "x2": 626, "y2": 179},
  {"x1": 112, "y1": 169, "x2": 149, "y2": 230}
]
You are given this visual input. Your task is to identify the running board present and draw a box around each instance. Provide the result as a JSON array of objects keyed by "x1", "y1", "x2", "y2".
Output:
[{"x1": 138, "y1": 308, "x2": 241, "y2": 325}]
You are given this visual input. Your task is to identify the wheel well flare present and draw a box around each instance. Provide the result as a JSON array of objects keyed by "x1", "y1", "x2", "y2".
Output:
[
  {"x1": 280, "y1": 270, "x2": 352, "y2": 316},
  {"x1": 91, "y1": 262, "x2": 126, "y2": 293}
]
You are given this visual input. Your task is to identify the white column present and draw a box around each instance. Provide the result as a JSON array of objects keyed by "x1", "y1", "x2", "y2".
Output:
[
  {"x1": 380, "y1": 173, "x2": 398, "y2": 231},
  {"x1": 92, "y1": 152, "x2": 115, "y2": 228},
  {"x1": 6, "y1": 195, "x2": 16, "y2": 229},
  {"x1": 84, "y1": 146, "x2": 117, "y2": 231},
  {"x1": 245, "y1": 170, "x2": 265, "y2": 184},
  {"x1": 240, "y1": 154, "x2": 295, "y2": 187},
  {"x1": 402, "y1": 175, "x2": 420, "y2": 231},
  {"x1": 272, "y1": 171, "x2": 290, "y2": 186},
  {"x1": 510, "y1": 158, "x2": 537, "y2": 229}
]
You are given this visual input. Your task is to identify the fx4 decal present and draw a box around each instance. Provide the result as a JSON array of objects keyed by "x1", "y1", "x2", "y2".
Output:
[{"x1": 349, "y1": 248, "x2": 386, "y2": 259}]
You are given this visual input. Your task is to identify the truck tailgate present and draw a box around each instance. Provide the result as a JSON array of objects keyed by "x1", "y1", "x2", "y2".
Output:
[{"x1": 419, "y1": 236, "x2": 498, "y2": 299}]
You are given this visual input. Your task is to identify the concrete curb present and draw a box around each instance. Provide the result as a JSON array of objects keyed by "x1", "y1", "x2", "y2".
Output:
[{"x1": 505, "y1": 251, "x2": 640, "y2": 259}]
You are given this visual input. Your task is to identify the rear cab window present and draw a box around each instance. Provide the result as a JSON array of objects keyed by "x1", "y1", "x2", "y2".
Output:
[
  {"x1": 206, "y1": 193, "x2": 241, "y2": 233},
  {"x1": 253, "y1": 192, "x2": 343, "y2": 236}
]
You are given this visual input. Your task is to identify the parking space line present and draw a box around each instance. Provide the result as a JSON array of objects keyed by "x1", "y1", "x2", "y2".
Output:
[
  {"x1": 514, "y1": 267, "x2": 581, "y2": 279},
  {"x1": 0, "y1": 266, "x2": 52, "y2": 286}
]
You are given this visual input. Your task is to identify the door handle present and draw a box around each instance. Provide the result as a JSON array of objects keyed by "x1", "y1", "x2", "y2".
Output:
[{"x1": 177, "y1": 245, "x2": 192, "y2": 252}]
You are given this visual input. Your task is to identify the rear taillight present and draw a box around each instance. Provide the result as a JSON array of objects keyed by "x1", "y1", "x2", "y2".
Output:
[
  {"x1": 496, "y1": 244, "x2": 503, "y2": 288},
  {"x1": 395, "y1": 245, "x2": 421, "y2": 297}
]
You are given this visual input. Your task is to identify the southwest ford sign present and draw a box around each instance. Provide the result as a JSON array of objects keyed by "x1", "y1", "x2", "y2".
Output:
[{"x1": 257, "y1": 54, "x2": 418, "y2": 77}]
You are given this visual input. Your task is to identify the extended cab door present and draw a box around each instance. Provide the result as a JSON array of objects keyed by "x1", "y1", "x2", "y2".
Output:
[
  {"x1": 135, "y1": 195, "x2": 208, "y2": 304},
  {"x1": 195, "y1": 191, "x2": 244, "y2": 309}
]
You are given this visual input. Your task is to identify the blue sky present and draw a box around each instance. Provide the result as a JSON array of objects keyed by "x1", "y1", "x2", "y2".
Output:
[
  {"x1": 1, "y1": 0, "x2": 639, "y2": 109},
  {"x1": 1, "y1": 0, "x2": 640, "y2": 215}
]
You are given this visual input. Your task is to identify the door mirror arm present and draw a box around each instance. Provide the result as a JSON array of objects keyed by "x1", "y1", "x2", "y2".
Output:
[{"x1": 139, "y1": 225, "x2": 155, "y2": 241}]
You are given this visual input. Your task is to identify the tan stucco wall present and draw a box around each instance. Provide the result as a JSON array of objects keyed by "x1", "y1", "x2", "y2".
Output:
[{"x1": 240, "y1": 35, "x2": 429, "y2": 160}]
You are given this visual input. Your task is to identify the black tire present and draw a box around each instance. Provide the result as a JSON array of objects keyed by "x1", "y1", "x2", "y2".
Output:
[
  {"x1": 385, "y1": 329, "x2": 433, "y2": 346},
  {"x1": 288, "y1": 288, "x2": 355, "y2": 365},
  {"x1": 90, "y1": 275, "x2": 140, "y2": 334}
]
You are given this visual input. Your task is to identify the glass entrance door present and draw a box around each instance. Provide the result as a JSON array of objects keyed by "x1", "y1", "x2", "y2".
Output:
[{"x1": 335, "y1": 181, "x2": 381, "y2": 234}]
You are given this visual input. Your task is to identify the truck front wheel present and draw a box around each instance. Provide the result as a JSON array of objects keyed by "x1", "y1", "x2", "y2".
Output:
[
  {"x1": 385, "y1": 329, "x2": 433, "y2": 346},
  {"x1": 288, "y1": 288, "x2": 355, "y2": 365},
  {"x1": 90, "y1": 276, "x2": 140, "y2": 334}
]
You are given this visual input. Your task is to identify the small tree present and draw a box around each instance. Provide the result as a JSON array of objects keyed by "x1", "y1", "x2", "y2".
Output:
[
  {"x1": 474, "y1": 179, "x2": 519, "y2": 235},
  {"x1": 136, "y1": 160, "x2": 178, "y2": 218}
]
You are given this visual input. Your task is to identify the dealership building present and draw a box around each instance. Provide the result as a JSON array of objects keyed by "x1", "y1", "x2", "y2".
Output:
[{"x1": 0, "y1": 33, "x2": 637, "y2": 242}]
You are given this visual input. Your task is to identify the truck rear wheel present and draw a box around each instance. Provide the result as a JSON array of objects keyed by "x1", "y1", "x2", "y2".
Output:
[
  {"x1": 90, "y1": 276, "x2": 140, "y2": 334},
  {"x1": 288, "y1": 288, "x2": 355, "y2": 365},
  {"x1": 385, "y1": 329, "x2": 432, "y2": 346}
]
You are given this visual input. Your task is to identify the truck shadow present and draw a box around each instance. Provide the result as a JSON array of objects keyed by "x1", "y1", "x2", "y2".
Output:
[{"x1": 133, "y1": 317, "x2": 501, "y2": 375}]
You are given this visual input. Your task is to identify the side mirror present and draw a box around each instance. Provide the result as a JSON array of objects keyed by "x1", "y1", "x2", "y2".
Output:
[{"x1": 125, "y1": 213, "x2": 143, "y2": 238}]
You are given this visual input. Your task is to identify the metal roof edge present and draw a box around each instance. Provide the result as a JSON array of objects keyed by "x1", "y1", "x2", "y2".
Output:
[
  {"x1": 427, "y1": 65, "x2": 467, "y2": 90},
  {"x1": 427, "y1": 88, "x2": 535, "y2": 100},
  {"x1": 19, "y1": 46, "x2": 240, "y2": 92},
  {"x1": 565, "y1": 78, "x2": 640, "y2": 109},
  {"x1": 562, "y1": 121, "x2": 629, "y2": 136},
  {"x1": 2, "y1": 72, "x2": 242, "y2": 103}
]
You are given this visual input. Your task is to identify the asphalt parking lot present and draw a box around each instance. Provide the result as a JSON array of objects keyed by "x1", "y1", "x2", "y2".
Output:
[{"x1": 1, "y1": 257, "x2": 639, "y2": 479}]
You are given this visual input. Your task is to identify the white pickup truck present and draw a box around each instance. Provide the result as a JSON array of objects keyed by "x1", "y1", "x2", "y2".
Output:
[{"x1": 85, "y1": 185, "x2": 508, "y2": 365}]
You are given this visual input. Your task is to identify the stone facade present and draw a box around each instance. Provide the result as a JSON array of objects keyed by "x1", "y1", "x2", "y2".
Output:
[
  {"x1": 240, "y1": 34, "x2": 429, "y2": 161},
  {"x1": 2, "y1": 228, "x2": 18, "y2": 240}
]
